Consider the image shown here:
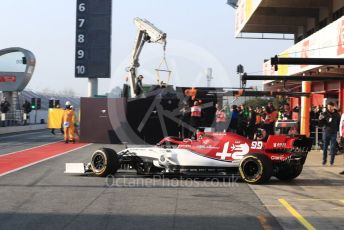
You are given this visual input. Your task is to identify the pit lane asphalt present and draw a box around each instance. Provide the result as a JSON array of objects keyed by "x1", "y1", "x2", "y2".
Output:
[
  {"x1": 0, "y1": 131, "x2": 282, "y2": 230},
  {"x1": 0, "y1": 129, "x2": 61, "y2": 155}
]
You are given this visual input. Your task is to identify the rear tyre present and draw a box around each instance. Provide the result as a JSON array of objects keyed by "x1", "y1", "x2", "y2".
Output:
[
  {"x1": 91, "y1": 148, "x2": 120, "y2": 177},
  {"x1": 239, "y1": 153, "x2": 273, "y2": 184},
  {"x1": 275, "y1": 165, "x2": 303, "y2": 181}
]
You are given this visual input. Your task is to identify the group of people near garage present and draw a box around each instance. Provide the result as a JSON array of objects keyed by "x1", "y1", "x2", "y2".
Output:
[
  {"x1": 181, "y1": 99, "x2": 288, "y2": 141},
  {"x1": 214, "y1": 102, "x2": 294, "y2": 140},
  {"x1": 182, "y1": 98, "x2": 344, "y2": 175}
]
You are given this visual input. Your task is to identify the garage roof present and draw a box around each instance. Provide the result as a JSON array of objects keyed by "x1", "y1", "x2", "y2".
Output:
[{"x1": 235, "y1": 0, "x2": 330, "y2": 36}]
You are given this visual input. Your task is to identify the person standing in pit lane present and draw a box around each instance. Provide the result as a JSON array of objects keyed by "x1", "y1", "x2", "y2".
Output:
[
  {"x1": 62, "y1": 101, "x2": 76, "y2": 144},
  {"x1": 265, "y1": 102, "x2": 278, "y2": 135},
  {"x1": 70, "y1": 105, "x2": 80, "y2": 140},
  {"x1": 215, "y1": 103, "x2": 227, "y2": 132},
  {"x1": 237, "y1": 104, "x2": 247, "y2": 136},
  {"x1": 228, "y1": 105, "x2": 238, "y2": 133},
  {"x1": 246, "y1": 106, "x2": 257, "y2": 139},
  {"x1": 319, "y1": 102, "x2": 341, "y2": 166},
  {"x1": 134, "y1": 75, "x2": 144, "y2": 97},
  {"x1": 190, "y1": 100, "x2": 202, "y2": 138}
]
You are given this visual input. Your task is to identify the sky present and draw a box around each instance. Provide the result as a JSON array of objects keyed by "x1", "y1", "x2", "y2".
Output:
[{"x1": 0, "y1": 0, "x2": 293, "y2": 97}]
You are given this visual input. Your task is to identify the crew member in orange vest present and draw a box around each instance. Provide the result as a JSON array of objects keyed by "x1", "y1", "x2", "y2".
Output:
[
  {"x1": 62, "y1": 101, "x2": 76, "y2": 144},
  {"x1": 190, "y1": 100, "x2": 202, "y2": 136},
  {"x1": 71, "y1": 105, "x2": 80, "y2": 140},
  {"x1": 264, "y1": 102, "x2": 277, "y2": 135},
  {"x1": 215, "y1": 103, "x2": 227, "y2": 132},
  {"x1": 255, "y1": 107, "x2": 263, "y2": 127}
]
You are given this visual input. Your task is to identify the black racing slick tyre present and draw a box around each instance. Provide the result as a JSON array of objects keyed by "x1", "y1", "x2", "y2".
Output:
[
  {"x1": 239, "y1": 153, "x2": 273, "y2": 184},
  {"x1": 275, "y1": 165, "x2": 303, "y2": 181},
  {"x1": 91, "y1": 148, "x2": 120, "y2": 177}
]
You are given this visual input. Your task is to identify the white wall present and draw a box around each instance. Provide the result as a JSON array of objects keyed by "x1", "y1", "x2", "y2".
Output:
[{"x1": 28, "y1": 110, "x2": 48, "y2": 124}]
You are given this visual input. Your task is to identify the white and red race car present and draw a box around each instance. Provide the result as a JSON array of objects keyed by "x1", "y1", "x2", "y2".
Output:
[{"x1": 65, "y1": 132, "x2": 312, "y2": 184}]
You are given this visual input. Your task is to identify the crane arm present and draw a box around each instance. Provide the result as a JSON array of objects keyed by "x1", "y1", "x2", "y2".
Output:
[
  {"x1": 133, "y1": 18, "x2": 167, "y2": 44},
  {"x1": 128, "y1": 17, "x2": 167, "y2": 97}
]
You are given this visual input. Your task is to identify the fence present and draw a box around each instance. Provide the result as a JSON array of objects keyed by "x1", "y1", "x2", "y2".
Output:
[
  {"x1": 0, "y1": 110, "x2": 24, "y2": 126},
  {"x1": 311, "y1": 126, "x2": 323, "y2": 150},
  {"x1": 0, "y1": 109, "x2": 48, "y2": 127}
]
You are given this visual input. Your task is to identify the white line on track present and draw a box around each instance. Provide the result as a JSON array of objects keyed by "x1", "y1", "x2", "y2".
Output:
[
  {"x1": 0, "y1": 141, "x2": 62, "y2": 157},
  {"x1": 0, "y1": 143, "x2": 92, "y2": 177},
  {"x1": 0, "y1": 130, "x2": 48, "y2": 139}
]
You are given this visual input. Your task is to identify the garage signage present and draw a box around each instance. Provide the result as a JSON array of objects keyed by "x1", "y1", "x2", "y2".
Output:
[
  {"x1": 0, "y1": 76, "x2": 16, "y2": 83},
  {"x1": 0, "y1": 48, "x2": 35, "y2": 91}
]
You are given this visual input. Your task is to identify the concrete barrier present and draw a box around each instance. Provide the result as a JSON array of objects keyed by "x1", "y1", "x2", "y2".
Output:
[{"x1": 0, "y1": 124, "x2": 47, "y2": 135}]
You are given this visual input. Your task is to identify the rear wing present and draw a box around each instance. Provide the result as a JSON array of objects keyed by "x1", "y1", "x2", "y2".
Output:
[
  {"x1": 265, "y1": 135, "x2": 293, "y2": 150},
  {"x1": 292, "y1": 135, "x2": 313, "y2": 152},
  {"x1": 265, "y1": 135, "x2": 313, "y2": 152}
]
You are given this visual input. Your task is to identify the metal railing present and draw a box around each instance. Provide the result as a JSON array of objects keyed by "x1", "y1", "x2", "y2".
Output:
[
  {"x1": 311, "y1": 126, "x2": 322, "y2": 150},
  {"x1": 0, "y1": 110, "x2": 25, "y2": 127}
]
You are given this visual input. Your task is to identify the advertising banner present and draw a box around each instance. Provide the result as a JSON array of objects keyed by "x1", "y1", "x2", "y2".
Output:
[
  {"x1": 263, "y1": 16, "x2": 344, "y2": 79},
  {"x1": 235, "y1": 0, "x2": 263, "y2": 36}
]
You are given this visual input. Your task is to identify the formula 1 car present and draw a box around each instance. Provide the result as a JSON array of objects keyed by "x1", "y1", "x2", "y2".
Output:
[{"x1": 65, "y1": 132, "x2": 312, "y2": 184}]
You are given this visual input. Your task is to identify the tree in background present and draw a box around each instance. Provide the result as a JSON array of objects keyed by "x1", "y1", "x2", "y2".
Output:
[
  {"x1": 273, "y1": 96, "x2": 289, "y2": 111},
  {"x1": 40, "y1": 88, "x2": 77, "y2": 97},
  {"x1": 244, "y1": 98, "x2": 271, "y2": 108},
  {"x1": 106, "y1": 86, "x2": 122, "y2": 98},
  {"x1": 244, "y1": 96, "x2": 288, "y2": 110},
  {"x1": 59, "y1": 88, "x2": 76, "y2": 97}
]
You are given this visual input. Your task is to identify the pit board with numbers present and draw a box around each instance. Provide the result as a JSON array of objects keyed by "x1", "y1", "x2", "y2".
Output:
[{"x1": 75, "y1": 0, "x2": 112, "y2": 78}]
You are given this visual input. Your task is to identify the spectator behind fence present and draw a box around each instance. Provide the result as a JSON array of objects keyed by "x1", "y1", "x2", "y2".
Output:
[
  {"x1": 0, "y1": 97, "x2": 10, "y2": 127},
  {"x1": 246, "y1": 106, "x2": 257, "y2": 139},
  {"x1": 255, "y1": 107, "x2": 263, "y2": 128},
  {"x1": 0, "y1": 97, "x2": 10, "y2": 113},
  {"x1": 190, "y1": 100, "x2": 202, "y2": 138},
  {"x1": 22, "y1": 100, "x2": 32, "y2": 125},
  {"x1": 228, "y1": 105, "x2": 238, "y2": 133},
  {"x1": 237, "y1": 105, "x2": 247, "y2": 136},
  {"x1": 215, "y1": 103, "x2": 227, "y2": 132},
  {"x1": 263, "y1": 102, "x2": 277, "y2": 135}
]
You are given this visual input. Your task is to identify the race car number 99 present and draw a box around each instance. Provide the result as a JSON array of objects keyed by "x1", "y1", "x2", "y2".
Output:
[{"x1": 251, "y1": 141, "x2": 263, "y2": 149}]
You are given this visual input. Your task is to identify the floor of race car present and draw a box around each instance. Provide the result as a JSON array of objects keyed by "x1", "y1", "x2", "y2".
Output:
[{"x1": 0, "y1": 130, "x2": 343, "y2": 230}]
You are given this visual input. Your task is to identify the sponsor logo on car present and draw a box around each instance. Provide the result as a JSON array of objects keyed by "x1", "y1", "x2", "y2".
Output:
[{"x1": 273, "y1": 142, "x2": 287, "y2": 148}]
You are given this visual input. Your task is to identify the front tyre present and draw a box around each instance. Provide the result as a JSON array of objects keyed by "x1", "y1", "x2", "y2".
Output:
[
  {"x1": 91, "y1": 148, "x2": 120, "y2": 177},
  {"x1": 275, "y1": 165, "x2": 303, "y2": 181},
  {"x1": 239, "y1": 153, "x2": 273, "y2": 184}
]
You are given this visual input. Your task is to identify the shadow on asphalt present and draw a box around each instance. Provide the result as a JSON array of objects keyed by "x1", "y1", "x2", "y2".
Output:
[
  {"x1": 267, "y1": 178, "x2": 344, "y2": 187},
  {"x1": 4, "y1": 176, "x2": 342, "y2": 189},
  {"x1": 0, "y1": 213, "x2": 284, "y2": 230}
]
